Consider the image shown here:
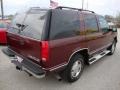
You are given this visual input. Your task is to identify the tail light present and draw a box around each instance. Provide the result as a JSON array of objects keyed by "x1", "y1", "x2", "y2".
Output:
[{"x1": 41, "y1": 41, "x2": 49, "y2": 62}]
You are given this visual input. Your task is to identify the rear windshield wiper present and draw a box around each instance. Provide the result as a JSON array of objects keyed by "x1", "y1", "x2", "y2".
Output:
[
  {"x1": 16, "y1": 23, "x2": 22, "y2": 28},
  {"x1": 16, "y1": 23, "x2": 28, "y2": 31}
]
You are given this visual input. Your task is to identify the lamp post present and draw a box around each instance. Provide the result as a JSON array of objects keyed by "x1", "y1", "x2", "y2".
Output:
[{"x1": 1, "y1": 0, "x2": 4, "y2": 20}]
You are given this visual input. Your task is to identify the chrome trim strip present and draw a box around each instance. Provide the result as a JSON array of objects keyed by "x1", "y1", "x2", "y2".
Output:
[
  {"x1": 49, "y1": 63, "x2": 68, "y2": 71},
  {"x1": 68, "y1": 48, "x2": 89, "y2": 64}
]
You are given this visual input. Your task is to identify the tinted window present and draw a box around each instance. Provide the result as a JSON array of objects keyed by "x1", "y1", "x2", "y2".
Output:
[
  {"x1": 21, "y1": 11, "x2": 47, "y2": 40},
  {"x1": 84, "y1": 14, "x2": 98, "y2": 34},
  {"x1": 9, "y1": 10, "x2": 47, "y2": 40},
  {"x1": 98, "y1": 16, "x2": 109, "y2": 32},
  {"x1": 50, "y1": 9, "x2": 80, "y2": 40}
]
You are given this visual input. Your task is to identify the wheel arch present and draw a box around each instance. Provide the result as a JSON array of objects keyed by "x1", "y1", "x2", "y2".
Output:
[{"x1": 68, "y1": 48, "x2": 90, "y2": 65}]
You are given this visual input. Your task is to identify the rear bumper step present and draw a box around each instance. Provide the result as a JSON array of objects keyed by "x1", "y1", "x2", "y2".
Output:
[{"x1": 11, "y1": 57, "x2": 45, "y2": 79}]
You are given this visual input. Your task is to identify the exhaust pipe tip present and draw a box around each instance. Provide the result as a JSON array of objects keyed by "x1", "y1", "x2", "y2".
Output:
[
  {"x1": 16, "y1": 66, "x2": 21, "y2": 70},
  {"x1": 58, "y1": 78, "x2": 62, "y2": 81},
  {"x1": 54, "y1": 74, "x2": 62, "y2": 81}
]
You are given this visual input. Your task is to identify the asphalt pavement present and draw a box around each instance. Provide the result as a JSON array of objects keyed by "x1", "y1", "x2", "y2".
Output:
[{"x1": 0, "y1": 29, "x2": 120, "y2": 90}]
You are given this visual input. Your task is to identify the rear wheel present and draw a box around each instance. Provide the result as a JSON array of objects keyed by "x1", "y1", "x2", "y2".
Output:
[
  {"x1": 108, "y1": 41, "x2": 116, "y2": 55},
  {"x1": 62, "y1": 54, "x2": 84, "y2": 82}
]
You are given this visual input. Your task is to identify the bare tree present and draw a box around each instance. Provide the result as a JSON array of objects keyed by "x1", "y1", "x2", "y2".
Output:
[
  {"x1": 115, "y1": 12, "x2": 120, "y2": 27},
  {"x1": 105, "y1": 15, "x2": 114, "y2": 22}
]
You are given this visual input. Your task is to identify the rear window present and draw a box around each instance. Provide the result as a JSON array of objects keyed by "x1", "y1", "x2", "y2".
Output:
[
  {"x1": 50, "y1": 9, "x2": 80, "y2": 40},
  {"x1": 9, "y1": 9, "x2": 48, "y2": 40},
  {"x1": 21, "y1": 10, "x2": 47, "y2": 40}
]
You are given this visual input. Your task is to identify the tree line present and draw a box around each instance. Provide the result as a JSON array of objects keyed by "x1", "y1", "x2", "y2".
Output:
[{"x1": 105, "y1": 12, "x2": 120, "y2": 27}]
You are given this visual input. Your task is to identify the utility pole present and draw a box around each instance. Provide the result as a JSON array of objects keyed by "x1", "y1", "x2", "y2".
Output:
[
  {"x1": 87, "y1": 0, "x2": 88, "y2": 9},
  {"x1": 82, "y1": 0, "x2": 84, "y2": 9},
  {"x1": 1, "y1": 0, "x2": 4, "y2": 20}
]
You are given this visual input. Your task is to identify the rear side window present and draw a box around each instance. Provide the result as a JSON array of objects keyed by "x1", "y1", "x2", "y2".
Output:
[
  {"x1": 50, "y1": 9, "x2": 80, "y2": 40},
  {"x1": 84, "y1": 14, "x2": 98, "y2": 34}
]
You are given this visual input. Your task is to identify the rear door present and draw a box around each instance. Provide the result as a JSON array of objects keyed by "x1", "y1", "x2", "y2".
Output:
[
  {"x1": 7, "y1": 9, "x2": 48, "y2": 63},
  {"x1": 83, "y1": 13, "x2": 105, "y2": 54}
]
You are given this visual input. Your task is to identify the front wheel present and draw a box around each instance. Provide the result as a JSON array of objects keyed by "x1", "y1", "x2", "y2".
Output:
[{"x1": 63, "y1": 54, "x2": 84, "y2": 82}]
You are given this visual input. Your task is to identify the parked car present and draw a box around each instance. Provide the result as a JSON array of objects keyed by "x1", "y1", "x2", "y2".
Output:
[
  {"x1": 0, "y1": 20, "x2": 10, "y2": 44},
  {"x1": 6, "y1": 7, "x2": 117, "y2": 82}
]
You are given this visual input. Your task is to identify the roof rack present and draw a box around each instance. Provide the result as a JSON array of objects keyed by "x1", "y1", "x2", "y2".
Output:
[{"x1": 56, "y1": 6, "x2": 95, "y2": 13}]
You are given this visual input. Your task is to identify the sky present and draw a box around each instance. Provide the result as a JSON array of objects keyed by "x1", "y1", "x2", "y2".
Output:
[{"x1": 2, "y1": 0, "x2": 120, "y2": 16}]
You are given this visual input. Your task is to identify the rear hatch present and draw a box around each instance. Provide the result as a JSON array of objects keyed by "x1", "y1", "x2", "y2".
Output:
[{"x1": 7, "y1": 8, "x2": 48, "y2": 63}]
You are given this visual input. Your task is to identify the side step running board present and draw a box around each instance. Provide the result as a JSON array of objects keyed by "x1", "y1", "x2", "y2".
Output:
[{"x1": 89, "y1": 50, "x2": 110, "y2": 64}]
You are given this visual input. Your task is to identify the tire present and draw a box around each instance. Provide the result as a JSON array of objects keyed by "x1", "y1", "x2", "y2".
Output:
[
  {"x1": 108, "y1": 41, "x2": 116, "y2": 55},
  {"x1": 62, "y1": 54, "x2": 84, "y2": 82}
]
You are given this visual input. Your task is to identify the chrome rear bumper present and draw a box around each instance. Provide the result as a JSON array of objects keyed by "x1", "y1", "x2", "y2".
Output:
[{"x1": 10, "y1": 57, "x2": 45, "y2": 79}]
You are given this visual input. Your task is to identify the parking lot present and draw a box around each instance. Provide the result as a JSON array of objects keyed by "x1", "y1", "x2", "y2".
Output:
[{"x1": 0, "y1": 29, "x2": 120, "y2": 90}]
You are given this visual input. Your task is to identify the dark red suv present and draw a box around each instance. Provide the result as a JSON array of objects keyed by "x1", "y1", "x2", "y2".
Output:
[{"x1": 6, "y1": 7, "x2": 117, "y2": 82}]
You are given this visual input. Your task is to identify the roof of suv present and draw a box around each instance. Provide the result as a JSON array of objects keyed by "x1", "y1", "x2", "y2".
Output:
[
  {"x1": 56, "y1": 6, "x2": 95, "y2": 13},
  {"x1": 28, "y1": 6, "x2": 95, "y2": 14}
]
